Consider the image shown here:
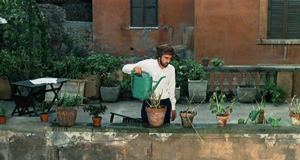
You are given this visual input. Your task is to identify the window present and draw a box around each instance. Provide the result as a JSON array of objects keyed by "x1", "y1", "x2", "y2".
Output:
[
  {"x1": 130, "y1": 0, "x2": 158, "y2": 28},
  {"x1": 268, "y1": 0, "x2": 300, "y2": 39}
]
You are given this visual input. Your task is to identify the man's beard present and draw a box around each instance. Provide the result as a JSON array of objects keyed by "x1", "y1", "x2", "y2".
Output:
[{"x1": 160, "y1": 58, "x2": 169, "y2": 68}]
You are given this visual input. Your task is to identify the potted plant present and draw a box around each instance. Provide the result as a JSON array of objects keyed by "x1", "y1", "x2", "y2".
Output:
[
  {"x1": 237, "y1": 82, "x2": 257, "y2": 103},
  {"x1": 170, "y1": 57, "x2": 189, "y2": 101},
  {"x1": 225, "y1": 90, "x2": 235, "y2": 102},
  {"x1": 209, "y1": 91, "x2": 239, "y2": 127},
  {"x1": 185, "y1": 59, "x2": 207, "y2": 102},
  {"x1": 211, "y1": 58, "x2": 225, "y2": 68},
  {"x1": 260, "y1": 77, "x2": 285, "y2": 105},
  {"x1": 180, "y1": 95, "x2": 204, "y2": 128},
  {"x1": 0, "y1": 101, "x2": 8, "y2": 124},
  {"x1": 145, "y1": 92, "x2": 167, "y2": 127},
  {"x1": 99, "y1": 54, "x2": 122, "y2": 102},
  {"x1": 83, "y1": 104, "x2": 107, "y2": 127},
  {"x1": 120, "y1": 74, "x2": 132, "y2": 101},
  {"x1": 201, "y1": 57, "x2": 210, "y2": 67},
  {"x1": 36, "y1": 101, "x2": 52, "y2": 122},
  {"x1": 55, "y1": 94, "x2": 84, "y2": 127},
  {"x1": 100, "y1": 72, "x2": 121, "y2": 102},
  {"x1": 246, "y1": 97, "x2": 267, "y2": 124},
  {"x1": 287, "y1": 95, "x2": 300, "y2": 126}
]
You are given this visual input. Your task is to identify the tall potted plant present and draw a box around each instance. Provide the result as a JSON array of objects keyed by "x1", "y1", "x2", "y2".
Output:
[
  {"x1": 98, "y1": 54, "x2": 122, "y2": 102},
  {"x1": 0, "y1": 101, "x2": 8, "y2": 124},
  {"x1": 145, "y1": 92, "x2": 167, "y2": 127},
  {"x1": 55, "y1": 94, "x2": 83, "y2": 127},
  {"x1": 170, "y1": 58, "x2": 188, "y2": 101},
  {"x1": 83, "y1": 104, "x2": 107, "y2": 127},
  {"x1": 209, "y1": 91, "x2": 239, "y2": 127},
  {"x1": 186, "y1": 60, "x2": 207, "y2": 102}
]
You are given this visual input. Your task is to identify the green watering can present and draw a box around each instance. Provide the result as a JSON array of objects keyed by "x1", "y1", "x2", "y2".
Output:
[{"x1": 131, "y1": 71, "x2": 166, "y2": 100}]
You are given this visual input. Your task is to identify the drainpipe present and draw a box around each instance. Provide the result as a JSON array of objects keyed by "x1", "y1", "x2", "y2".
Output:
[
  {"x1": 284, "y1": 44, "x2": 288, "y2": 64},
  {"x1": 163, "y1": 25, "x2": 173, "y2": 45}
]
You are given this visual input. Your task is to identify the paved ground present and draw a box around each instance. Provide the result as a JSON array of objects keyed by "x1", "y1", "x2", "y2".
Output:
[{"x1": 1, "y1": 98, "x2": 293, "y2": 126}]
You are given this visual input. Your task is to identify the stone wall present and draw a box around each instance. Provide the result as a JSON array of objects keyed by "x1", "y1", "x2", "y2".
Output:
[
  {"x1": 38, "y1": 2, "x2": 93, "y2": 57},
  {"x1": 1, "y1": 123, "x2": 300, "y2": 159}
]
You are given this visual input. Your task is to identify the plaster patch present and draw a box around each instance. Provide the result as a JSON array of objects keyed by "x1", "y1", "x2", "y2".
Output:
[
  {"x1": 149, "y1": 133, "x2": 172, "y2": 141},
  {"x1": 104, "y1": 132, "x2": 139, "y2": 146},
  {"x1": 258, "y1": 134, "x2": 277, "y2": 147},
  {"x1": 243, "y1": 134, "x2": 250, "y2": 138}
]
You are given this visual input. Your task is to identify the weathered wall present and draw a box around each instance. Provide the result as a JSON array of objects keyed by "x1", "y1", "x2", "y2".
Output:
[
  {"x1": 195, "y1": 0, "x2": 300, "y2": 65},
  {"x1": 1, "y1": 124, "x2": 300, "y2": 159},
  {"x1": 38, "y1": 3, "x2": 93, "y2": 56},
  {"x1": 92, "y1": 0, "x2": 195, "y2": 56}
]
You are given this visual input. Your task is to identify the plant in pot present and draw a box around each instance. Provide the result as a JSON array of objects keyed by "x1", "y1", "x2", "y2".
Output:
[
  {"x1": 120, "y1": 74, "x2": 132, "y2": 101},
  {"x1": 260, "y1": 77, "x2": 285, "y2": 106},
  {"x1": 83, "y1": 103, "x2": 107, "y2": 127},
  {"x1": 100, "y1": 72, "x2": 120, "y2": 102},
  {"x1": 99, "y1": 54, "x2": 122, "y2": 102},
  {"x1": 180, "y1": 94, "x2": 205, "y2": 128},
  {"x1": 287, "y1": 95, "x2": 300, "y2": 126},
  {"x1": 0, "y1": 101, "x2": 8, "y2": 124},
  {"x1": 145, "y1": 92, "x2": 167, "y2": 127},
  {"x1": 201, "y1": 57, "x2": 210, "y2": 67},
  {"x1": 170, "y1": 58, "x2": 189, "y2": 102},
  {"x1": 237, "y1": 82, "x2": 257, "y2": 103},
  {"x1": 185, "y1": 59, "x2": 207, "y2": 102},
  {"x1": 246, "y1": 97, "x2": 266, "y2": 124},
  {"x1": 209, "y1": 91, "x2": 239, "y2": 127},
  {"x1": 211, "y1": 58, "x2": 224, "y2": 69},
  {"x1": 36, "y1": 101, "x2": 52, "y2": 122},
  {"x1": 55, "y1": 94, "x2": 84, "y2": 127}
]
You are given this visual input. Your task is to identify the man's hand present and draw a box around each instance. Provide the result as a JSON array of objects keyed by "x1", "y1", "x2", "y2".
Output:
[
  {"x1": 134, "y1": 67, "x2": 142, "y2": 74},
  {"x1": 171, "y1": 110, "x2": 177, "y2": 121}
]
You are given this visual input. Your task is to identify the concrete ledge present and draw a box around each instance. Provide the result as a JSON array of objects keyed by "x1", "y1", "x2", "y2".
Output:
[{"x1": 2, "y1": 122, "x2": 300, "y2": 134}]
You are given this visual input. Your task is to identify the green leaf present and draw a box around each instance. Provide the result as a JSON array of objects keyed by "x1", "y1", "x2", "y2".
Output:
[
  {"x1": 249, "y1": 110, "x2": 260, "y2": 121},
  {"x1": 271, "y1": 119, "x2": 281, "y2": 127},
  {"x1": 238, "y1": 118, "x2": 245, "y2": 124}
]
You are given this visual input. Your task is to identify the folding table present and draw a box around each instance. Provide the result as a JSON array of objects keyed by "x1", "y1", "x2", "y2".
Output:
[{"x1": 10, "y1": 77, "x2": 69, "y2": 116}]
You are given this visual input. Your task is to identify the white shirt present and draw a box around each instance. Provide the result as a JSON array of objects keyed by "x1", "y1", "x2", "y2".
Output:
[{"x1": 122, "y1": 59, "x2": 176, "y2": 110}]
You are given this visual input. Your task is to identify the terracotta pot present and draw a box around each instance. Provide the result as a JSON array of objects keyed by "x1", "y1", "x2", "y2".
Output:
[
  {"x1": 92, "y1": 117, "x2": 102, "y2": 127},
  {"x1": 289, "y1": 111, "x2": 300, "y2": 126},
  {"x1": 145, "y1": 106, "x2": 167, "y2": 127},
  {"x1": 55, "y1": 106, "x2": 78, "y2": 127},
  {"x1": 180, "y1": 111, "x2": 196, "y2": 127},
  {"x1": 0, "y1": 116, "x2": 7, "y2": 124},
  {"x1": 216, "y1": 114, "x2": 229, "y2": 127},
  {"x1": 257, "y1": 109, "x2": 264, "y2": 124},
  {"x1": 40, "y1": 113, "x2": 49, "y2": 122}
]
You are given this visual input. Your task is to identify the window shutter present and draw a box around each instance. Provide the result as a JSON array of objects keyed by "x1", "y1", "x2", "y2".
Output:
[
  {"x1": 286, "y1": 0, "x2": 300, "y2": 38},
  {"x1": 131, "y1": 0, "x2": 144, "y2": 27},
  {"x1": 268, "y1": 0, "x2": 285, "y2": 38},
  {"x1": 145, "y1": 0, "x2": 158, "y2": 27}
]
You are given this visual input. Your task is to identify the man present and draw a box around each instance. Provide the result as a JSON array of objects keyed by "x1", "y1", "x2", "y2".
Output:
[{"x1": 122, "y1": 44, "x2": 177, "y2": 123}]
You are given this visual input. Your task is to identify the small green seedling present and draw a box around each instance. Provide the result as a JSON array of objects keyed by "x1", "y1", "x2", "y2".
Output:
[{"x1": 268, "y1": 117, "x2": 281, "y2": 127}]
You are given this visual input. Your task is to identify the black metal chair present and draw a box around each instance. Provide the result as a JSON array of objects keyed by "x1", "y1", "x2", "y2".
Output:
[
  {"x1": 8, "y1": 74, "x2": 32, "y2": 116},
  {"x1": 110, "y1": 112, "x2": 143, "y2": 123}
]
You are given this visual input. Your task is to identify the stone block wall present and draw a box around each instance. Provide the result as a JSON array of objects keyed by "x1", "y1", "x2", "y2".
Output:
[
  {"x1": 38, "y1": 2, "x2": 93, "y2": 57},
  {"x1": 1, "y1": 124, "x2": 300, "y2": 160}
]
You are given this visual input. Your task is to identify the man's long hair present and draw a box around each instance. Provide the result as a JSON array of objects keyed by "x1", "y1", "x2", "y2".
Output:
[{"x1": 155, "y1": 44, "x2": 175, "y2": 59}]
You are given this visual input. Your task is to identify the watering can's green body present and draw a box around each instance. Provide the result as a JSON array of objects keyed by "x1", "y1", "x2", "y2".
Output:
[{"x1": 131, "y1": 71, "x2": 165, "y2": 100}]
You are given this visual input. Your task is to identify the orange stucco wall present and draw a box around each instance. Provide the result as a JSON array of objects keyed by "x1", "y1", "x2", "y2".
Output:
[
  {"x1": 92, "y1": 0, "x2": 194, "y2": 56},
  {"x1": 195, "y1": 0, "x2": 300, "y2": 65}
]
